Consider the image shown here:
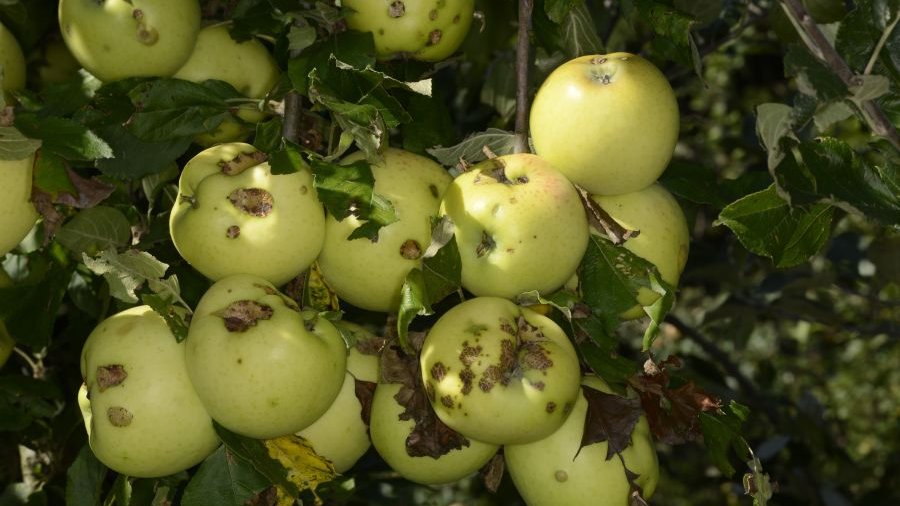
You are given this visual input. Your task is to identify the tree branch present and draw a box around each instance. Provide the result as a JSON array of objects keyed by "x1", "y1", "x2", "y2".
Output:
[
  {"x1": 780, "y1": 0, "x2": 900, "y2": 151},
  {"x1": 282, "y1": 91, "x2": 303, "y2": 144},
  {"x1": 513, "y1": 0, "x2": 533, "y2": 154}
]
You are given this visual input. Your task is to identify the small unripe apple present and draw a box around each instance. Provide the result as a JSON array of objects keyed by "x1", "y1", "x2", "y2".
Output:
[
  {"x1": 317, "y1": 148, "x2": 453, "y2": 312},
  {"x1": 592, "y1": 184, "x2": 689, "y2": 319},
  {"x1": 369, "y1": 382, "x2": 500, "y2": 485},
  {"x1": 58, "y1": 0, "x2": 201, "y2": 82},
  {"x1": 78, "y1": 305, "x2": 220, "y2": 478},
  {"x1": 169, "y1": 142, "x2": 326, "y2": 286},
  {"x1": 504, "y1": 376, "x2": 659, "y2": 506},
  {"x1": 185, "y1": 274, "x2": 347, "y2": 439},
  {"x1": 297, "y1": 321, "x2": 381, "y2": 472},
  {"x1": 0, "y1": 21, "x2": 26, "y2": 101},
  {"x1": 343, "y1": 0, "x2": 474, "y2": 62},
  {"x1": 440, "y1": 153, "x2": 589, "y2": 300},
  {"x1": 530, "y1": 53, "x2": 679, "y2": 196},
  {"x1": 173, "y1": 23, "x2": 280, "y2": 146},
  {"x1": 0, "y1": 155, "x2": 38, "y2": 258},
  {"x1": 419, "y1": 296, "x2": 582, "y2": 445}
]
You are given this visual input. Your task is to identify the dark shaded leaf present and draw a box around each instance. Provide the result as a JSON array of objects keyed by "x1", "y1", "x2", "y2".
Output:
[
  {"x1": 14, "y1": 114, "x2": 112, "y2": 161},
  {"x1": 0, "y1": 126, "x2": 40, "y2": 160},
  {"x1": 0, "y1": 374, "x2": 63, "y2": 431},
  {"x1": 65, "y1": 445, "x2": 108, "y2": 506},
  {"x1": 287, "y1": 31, "x2": 377, "y2": 94},
  {"x1": 427, "y1": 128, "x2": 518, "y2": 168},
  {"x1": 480, "y1": 453, "x2": 505, "y2": 493},
  {"x1": 126, "y1": 79, "x2": 241, "y2": 141},
  {"x1": 94, "y1": 125, "x2": 191, "y2": 180},
  {"x1": 561, "y1": 0, "x2": 604, "y2": 57},
  {"x1": 55, "y1": 206, "x2": 131, "y2": 257},
  {"x1": 182, "y1": 445, "x2": 271, "y2": 506},
  {"x1": 0, "y1": 258, "x2": 72, "y2": 348},
  {"x1": 310, "y1": 158, "x2": 398, "y2": 240},
  {"x1": 580, "y1": 386, "x2": 643, "y2": 459},
  {"x1": 354, "y1": 379, "x2": 377, "y2": 427},
  {"x1": 783, "y1": 45, "x2": 848, "y2": 102},
  {"x1": 699, "y1": 401, "x2": 751, "y2": 477}
]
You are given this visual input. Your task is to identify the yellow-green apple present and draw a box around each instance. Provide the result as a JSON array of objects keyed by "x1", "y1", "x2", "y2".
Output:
[
  {"x1": 592, "y1": 184, "x2": 689, "y2": 319},
  {"x1": 343, "y1": 0, "x2": 474, "y2": 62},
  {"x1": 78, "y1": 305, "x2": 220, "y2": 478},
  {"x1": 169, "y1": 142, "x2": 325, "y2": 286},
  {"x1": 504, "y1": 376, "x2": 659, "y2": 506},
  {"x1": 0, "y1": 21, "x2": 26, "y2": 101},
  {"x1": 185, "y1": 274, "x2": 346, "y2": 439},
  {"x1": 58, "y1": 0, "x2": 200, "y2": 82},
  {"x1": 317, "y1": 148, "x2": 452, "y2": 312},
  {"x1": 369, "y1": 382, "x2": 499, "y2": 484},
  {"x1": 530, "y1": 53, "x2": 679, "y2": 196},
  {"x1": 439, "y1": 153, "x2": 588, "y2": 300},
  {"x1": 419, "y1": 296, "x2": 581, "y2": 445},
  {"x1": 173, "y1": 23, "x2": 280, "y2": 145},
  {"x1": 0, "y1": 155, "x2": 38, "y2": 257},
  {"x1": 297, "y1": 321, "x2": 381, "y2": 472},
  {"x1": 0, "y1": 268, "x2": 13, "y2": 368}
]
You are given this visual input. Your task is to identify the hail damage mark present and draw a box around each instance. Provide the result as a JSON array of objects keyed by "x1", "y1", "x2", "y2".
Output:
[
  {"x1": 440, "y1": 395, "x2": 454, "y2": 408},
  {"x1": 228, "y1": 188, "x2": 274, "y2": 217},
  {"x1": 400, "y1": 239, "x2": 423, "y2": 260},
  {"x1": 389, "y1": 1, "x2": 405, "y2": 17},
  {"x1": 546, "y1": 402, "x2": 557, "y2": 413},
  {"x1": 219, "y1": 151, "x2": 268, "y2": 175},
  {"x1": 220, "y1": 300, "x2": 274, "y2": 332},
  {"x1": 107, "y1": 406, "x2": 133, "y2": 427},
  {"x1": 427, "y1": 29, "x2": 443, "y2": 46},
  {"x1": 430, "y1": 362, "x2": 447, "y2": 381},
  {"x1": 96, "y1": 365, "x2": 127, "y2": 391},
  {"x1": 226, "y1": 225, "x2": 240, "y2": 238},
  {"x1": 459, "y1": 368, "x2": 475, "y2": 395},
  {"x1": 476, "y1": 230, "x2": 495, "y2": 258}
]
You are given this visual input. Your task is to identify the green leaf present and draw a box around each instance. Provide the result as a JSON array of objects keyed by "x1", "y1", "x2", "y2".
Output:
[
  {"x1": 699, "y1": 401, "x2": 750, "y2": 477},
  {"x1": 756, "y1": 103, "x2": 796, "y2": 170},
  {"x1": 784, "y1": 45, "x2": 848, "y2": 102},
  {"x1": 81, "y1": 249, "x2": 185, "y2": 308},
  {"x1": 561, "y1": 0, "x2": 604, "y2": 57},
  {"x1": 65, "y1": 445, "x2": 108, "y2": 506},
  {"x1": 716, "y1": 185, "x2": 835, "y2": 268},
  {"x1": 94, "y1": 125, "x2": 191, "y2": 180},
  {"x1": 427, "y1": 128, "x2": 518, "y2": 167},
  {"x1": 212, "y1": 424, "x2": 300, "y2": 498},
  {"x1": 287, "y1": 30, "x2": 377, "y2": 94},
  {"x1": 401, "y1": 92, "x2": 457, "y2": 155},
  {"x1": 573, "y1": 316, "x2": 640, "y2": 388},
  {"x1": 141, "y1": 293, "x2": 191, "y2": 342},
  {"x1": 310, "y1": 158, "x2": 398, "y2": 240},
  {"x1": 181, "y1": 446, "x2": 269, "y2": 506},
  {"x1": 580, "y1": 234, "x2": 658, "y2": 321},
  {"x1": 0, "y1": 374, "x2": 62, "y2": 432},
  {"x1": 0, "y1": 257, "x2": 72, "y2": 348},
  {"x1": 634, "y1": 0, "x2": 696, "y2": 65},
  {"x1": 13, "y1": 114, "x2": 112, "y2": 161},
  {"x1": 545, "y1": 0, "x2": 581, "y2": 23},
  {"x1": 0, "y1": 127, "x2": 40, "y2": 160},
  {"x1": 836, "y1": 0, "x2": 900, "y2": 75},
  {"x1": 55, "y1": 206, "x2": 132, "y2": 257},
  {"x1": 287, "y1": 24, "x2": 317, "y2": 55},
  {"x1": 126, "y1": 79, "x2": 241, "y2": 142}
]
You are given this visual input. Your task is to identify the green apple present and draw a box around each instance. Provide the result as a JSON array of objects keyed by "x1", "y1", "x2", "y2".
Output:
[
  {"x1": 369, "y1": 382, "x2": 500, "y2": 485},
  {"x1": 0, "y1": 155, "x2": 38, "y2": 258},
  {"x1": 78, "y1": 305, "x2": 220, "y2": 478},
  {"x1": 0, "y1": 268, "x2": 14, "y2": 368},
  {"x1": 419, "y1": 296, "x2": 581, "y2": 445},
  {"x1": 169, "y1": 142, "x2": 326, "y2": 286},
  {"x1": 0, "y1": 20, "x2": 26, "y2": 101},
  {"x1": 173, "y1": 23, "x2": 280, "y2": 146},
  {"x1": 58, "y1": 0, "x2": 200, "y2": 82},
  {"x1": 343, "y1": 0, "x2": 474, "y2": 62},
  {"x1": 29, "y1": 34, "x2": 81, "y2": 88},
  {"x1": 440, "y1": 153, "x2": 589, "y2": 300},
  {"x1": 505, "y1": 376, "x2": 659, "y2": 506},
  {"x1": 317, "y1": 148, "x2": 453, "y2": 312},
  {"x1": 530, "y1": 53, "x2": 679, "y2": 196},
  {"x1": 592, "y1": 184, "x2": 689, "y2": 319},
  {"x1": 297, "y1": 321, "x2": 381, "y2": 473},
  {"x1": 185, "y1": 274, "x2": 347, "y2": 439}
]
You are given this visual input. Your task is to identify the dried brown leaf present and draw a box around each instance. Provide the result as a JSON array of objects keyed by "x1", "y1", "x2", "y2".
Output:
[{"x1": 580, "y1": 386, "x2": 643, "y2": 459}]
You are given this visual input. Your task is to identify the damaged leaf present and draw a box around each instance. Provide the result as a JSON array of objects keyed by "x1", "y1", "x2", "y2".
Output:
[{"x1": 580, "y1": 386, "x2": 644, "y2": 459}]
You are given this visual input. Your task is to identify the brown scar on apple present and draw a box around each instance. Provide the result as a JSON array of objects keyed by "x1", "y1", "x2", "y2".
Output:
[
  {"x1": 546, "y1": 401, "x2": 557, "y2": 413},
  {"x1": 96, "y1": 365, "x2": 127, "y2": 392},
  {"x1": 460, "y1": 368, "x2": 475, "y2": 395},
  {"x1": 475, "y1": 230, "x2": 496, "y2": 257},
  {"x1": 430, "y1": 362, "x2": 447, "y2": 381},
  {"x1": 440, "y1": 394, "x2": 454, "y2": 408},
  {"x1": 555, "y1": 470, "x2": 568, "y2": 482},
  {"x1": 427, "y1": 29, "x2": 443, "y2": 46},
  {"x1": 220, "y1": 300, "x2": 274, "y2": 332},
  {"x1": 400, "y1": 239, "x2": 422, "y2": 260},
  {"x1": 226, "y1": 225, "x2": 240, "y2": 238},
  {"x1": 429, "y1": 8, "x2": 438, "y2": 20},
  {"x1": 228, "y1": 188, "x2": 274, "y2": 217},
  {"x1": 219, "y1": 151, "x2": 268, "y2": 176},
  {"x1": 107, "y1": 406, "x2": 133, "y2": 427},
  {"x1": 389, "y1": 1, "x2": 406, "y2": 17}
]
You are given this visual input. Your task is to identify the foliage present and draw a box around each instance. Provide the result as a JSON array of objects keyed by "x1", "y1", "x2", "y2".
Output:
[{"x1": 0, "y1": 0, "x2": 898, "y2": 505}]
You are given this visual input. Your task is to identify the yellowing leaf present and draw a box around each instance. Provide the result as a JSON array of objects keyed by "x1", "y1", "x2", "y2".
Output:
[
  {"x1": 264, "y1": 434, "x2": 336, "y2": 503},
  {"x1": 304, "y1": 262, "x2": 341, "y2": 312}
]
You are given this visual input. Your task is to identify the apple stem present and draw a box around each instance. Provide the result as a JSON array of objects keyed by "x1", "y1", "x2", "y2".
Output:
[
  {"x1": 575, "y1": 186, "x2": 639, "y2": 245},
  {"x1": 513, "y1": 0, "x2": 534, "y2": 154},
  {"x1": 780, "y1": 0, "x2": 900, "y2": 151}
]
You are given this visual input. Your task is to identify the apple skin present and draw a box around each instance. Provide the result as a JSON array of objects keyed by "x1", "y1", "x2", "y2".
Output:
[
  {"x1": 185, "y1": 274, "x2": 347, "y2": 439},
  {"x1": 0, "y1": 268, "x2": 13, "y2": 368},
  {"x1": 0, "y1": 21, "x2": 26, "y2": 100},
  {"x1": 504, "y1": 376, "x2": 659, "y2": 506},
  {"x1": 419, "y1": 296, "x2": 582, "y2": 445},
  {"x1": 297, "y1": 321, "x2": 381, "y2": 473},
  {"x1": 0, "y1": 155, "x2": 38, "y2": 258},
  {"x1": 593, "y1": 184, "x2": 689, "y2": 319},
  {"x1": 439, "y1": 153, "x2": 589, "y2": 300},
  {"x1": 169, "y1": 142, "x2": 326, "y2": 286},
  {"x1": 530, "y1": 53, "x2": 679, "y2": 196},
  {"x1": 343, "y1": 0, "x2": 474, "y2": 62},
  {"x1": 369, "y1": 382, "x2": 500, "y2": 485},
  {"x1": 173, "y1": 23, "x2": 280, "y2": 146},
  {"x1": 58, "y1": 0, "x2": 200, "y2": 82},
  {"x1": 78, "y1": 305, "x2": 220, "y2": 478},
  {"x1": 317, "y1": 148, "x2": 453, "y2": 312}
]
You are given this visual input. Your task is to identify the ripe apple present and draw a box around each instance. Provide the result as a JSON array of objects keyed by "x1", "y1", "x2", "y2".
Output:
[
  {"x1": 169, "y1": 142, "x2": 326, "y2": 286},
  {"x1": 369, "y1": 382, "x2": 500, "y2": 485},
  {"x1": 173, "y1": 23, "x2": 281, "y2": 146},
  {"x1": 592, "y1": 184, "x2": 690, "y2": 319},
  {"x1": 58, "y1": 0, "x2": 200, "y2": 82},
  {"x1": 439, "y1": 153, "x2": 589, "y2": 300},
  {"x1": 343, "y1": 0, "x2": 474, "y2": 62},
  {"x1": 185, "y1": 274, "x2": 347, "y2": 439},
  {"x1": 504, "y1": 376, "x2": 659, "y2": 506},
  {"x1": 0, "y1": 268, "x2": 13, "y2": 369},
  {"x1": 419, "y1": 296, "x2": 582, "y2": 445},
  {"x1": 0, "y1": 20, "x2": 26, "y2": 101},
  {"x1": 317, "y1": 148, "x2": 453, "y2": 312},
  {"x1": 530, "y1": 53, "x2": 679, "y2": 196},
  {"x1": 296, "y1": 321, "x2": 381, "y2": 473},
  {"x1": 78, "y1": 305, "x2": 220, "y2": 478},
  {"x1": 0, "y1": 155, "x2": 38, "y2": 258}
]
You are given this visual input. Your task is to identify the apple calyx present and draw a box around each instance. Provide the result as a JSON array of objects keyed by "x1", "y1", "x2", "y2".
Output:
[
  {"x1": 96, "y1": 364, "x2": 127, "y2": 391},
  {"x1": 107, "y1": 406, "x2": 133, "y2": 427},
  {"x1": 228, "y1": 188, "x2": 274, "y2": 217},
  {"x1": 219, "y1": 151, "x2": 269, "y2": 176},
  {"x1": 219, "y1": 300, "x2": 274, "y2": 332}
]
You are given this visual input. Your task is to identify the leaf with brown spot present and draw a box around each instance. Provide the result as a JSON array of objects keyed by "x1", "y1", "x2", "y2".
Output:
[
  {"x1": 228, "y1": 188, "x2": 275, "y2": 217},
  {"x1": 580, "y1": 386, "x2": 643, "y2": 459},
  {"x1": 353, "y1": 379, "x2": 377, "y2": 427},
  {"x1": 480, "y1": 453, "x2": 505, "y2": 493}
]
